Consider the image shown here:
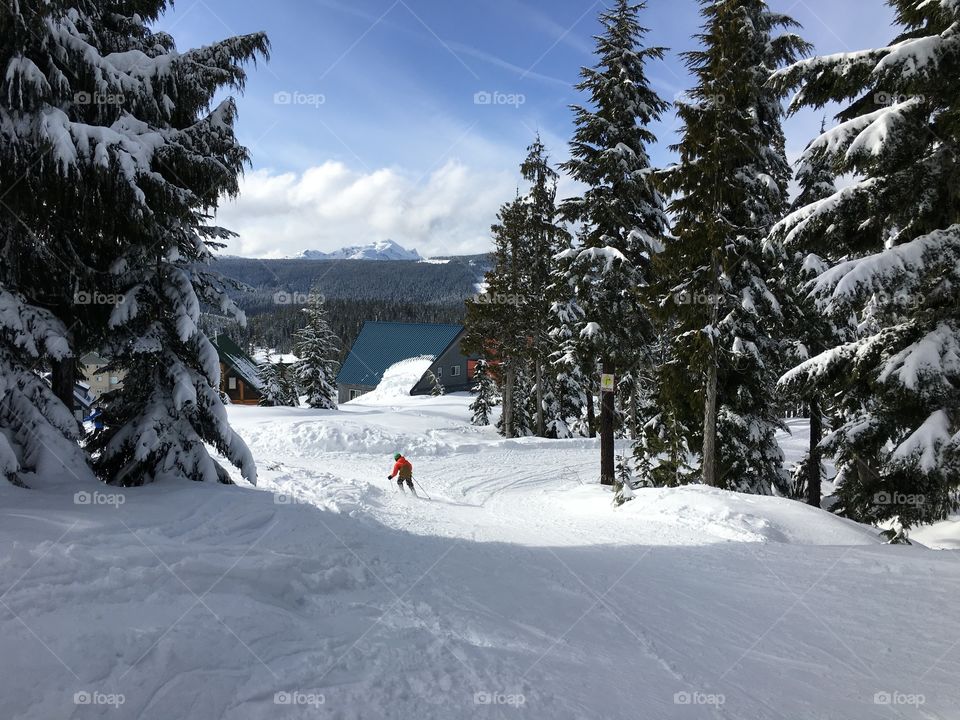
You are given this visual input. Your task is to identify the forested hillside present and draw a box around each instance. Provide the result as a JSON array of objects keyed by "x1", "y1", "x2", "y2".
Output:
[{"x1": 208, "y1": 255, "x2": 491, "y2": 356}]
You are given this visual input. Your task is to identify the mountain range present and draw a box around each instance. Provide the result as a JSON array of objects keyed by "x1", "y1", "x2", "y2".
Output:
[{"x1": 294, "y1": 239, "x2": 423, "y2": 262}]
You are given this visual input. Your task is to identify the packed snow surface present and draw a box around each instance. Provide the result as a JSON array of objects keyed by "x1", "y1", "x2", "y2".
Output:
[{"x1": 2, "y1": 394, "x2": 959, "y2": 719}]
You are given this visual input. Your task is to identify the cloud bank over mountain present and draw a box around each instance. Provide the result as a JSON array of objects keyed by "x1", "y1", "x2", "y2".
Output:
[{"x1": 215, "y1": 160, "x2": 516, "y2": 258}]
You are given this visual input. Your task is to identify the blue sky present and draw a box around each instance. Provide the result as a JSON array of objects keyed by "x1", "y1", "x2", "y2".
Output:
[{"x1": 155, "y1": 0, "x2": 897, "y2": 258}]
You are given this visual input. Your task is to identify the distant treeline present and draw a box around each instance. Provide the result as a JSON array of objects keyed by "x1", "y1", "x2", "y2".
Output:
[
  {"x1": 212, "y1": 255, "x2": 491, "y2": 314},
  {"x1": 205, "y1": 255, "x2": 491, "y2": 357}
]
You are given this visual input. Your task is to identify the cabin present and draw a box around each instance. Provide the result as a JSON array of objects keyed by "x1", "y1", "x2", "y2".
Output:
[
  {"x1": 211, "y1": 335, "x2": 263, "y2": 405},
  {"x1": 79, "y1": 352, "x2": 126, "y2": 400},
  {"x1": 336, "y1": 321, "x2": 474, "y2": 403}
]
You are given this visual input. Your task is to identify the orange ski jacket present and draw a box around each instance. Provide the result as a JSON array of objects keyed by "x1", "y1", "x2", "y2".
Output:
[{"x1": 390, "y1": 456, "x2": 413, "y2": 481}]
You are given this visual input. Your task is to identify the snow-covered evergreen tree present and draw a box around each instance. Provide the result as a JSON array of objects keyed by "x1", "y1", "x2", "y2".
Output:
[
  {"x1": 613, "y1": 454, "x2": 636, "y2": 507},
  {"x1": 0, "y1": 290, "x2": 94, "y2": 486},
  {"x1": 511, "y1": 369, "x2": 534, "y2": 437},
  {"x1": 425, "y1": 369, "x2": 445, "y2": 397},
  {"x1": 1, "y1": 0, "x2": 264, "y2": 486},
  {"x1": 772, "y1": 0, "x2": 960, "y2": 528},
  {"x1": 616, "y1": 372, "x2": 645, "y2": 439},
  {"x1": 657, "y1": 0, "x2": 810, "y2": 494},
  {"x1": 631, "y1": 427, "x2": 656, "y2": 488},
  {"x1": 519, "y1": 136, "x2": 572, "y2": 437},
  {"x1": 541, "y1": 379, "x2": 571, "y2": 439},
  {"x1": 293, "y1": 293, "x2": 340, "y2": 409},
  {"x1": 465, "y1": 136, "x2": 569, "y2": 438},
  {"x1": 465, "y1": 196, "x2": 528, "y2": 437},
  {"x1": 0, "y1": 0, "x2": 138, "y2": 411},
  {"x1": 558, "y1": 0, "x2": 669, "y2": 484},
  {"x1": 55, "y1": 5, "x2": 270, "y2": 485},
  {"x1": 778, "y1": 125, "x2": 844, "y2": 507},
  {"x1": 633, "y1": 324, "x2": 696, "y2": 486},
  {"x1": 548, "y1": 295, "x2": 589, "y2": 436},
  {"x1": 470, "y1": 359, "x2": 497, "y2": 426},
  {"x1": 257, "y1": 361, "x2": 298, "y2": 407},
  {"x1": 0, "y1": 0, "x2": 147, "y2": 482},
  {"x1": 497, "y1": 366, "x2": 533, "y2": 437},
  {"x1": 642, "y1": 409, "x2": 697, "y2": 488}
]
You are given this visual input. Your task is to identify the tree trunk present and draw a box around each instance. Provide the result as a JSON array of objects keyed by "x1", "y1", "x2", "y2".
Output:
[
  {"x1": 534, "y1": 358, "x2": 545, "y2": 437},
  {"x1": 702, "y1": 355, "x2": 718, "y2": 487},
  {"x1": 702, "y1": 249, "x2": 721, "y2": 488},
  {"x1": 600, "y1": 360, "x2": 615, "y2": 486},
  {"x1": 586, "y1": 386, "x2": 596, "y2": 439},
  {"x1": 807, "y1": 395, "x2": 823, "y2": 508},
  {"x1": 629, "y1": 387, "x2": 639, "y2": 441},
  {"x1": 51, "y1": 357, "x2": 77, "y2": 417},
  {"x1": 502, "y1": 365, "x2": 515, "y2": 438}
]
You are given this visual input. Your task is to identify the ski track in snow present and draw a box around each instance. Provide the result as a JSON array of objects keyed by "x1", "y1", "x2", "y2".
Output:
[{"x1": 1, "y1": 394, "x2": 959, "y2": 719}]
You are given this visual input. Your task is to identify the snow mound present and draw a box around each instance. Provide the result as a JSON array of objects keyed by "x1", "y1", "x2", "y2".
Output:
[
  {"x1": 349, "y1": 356, "x2": 435, "y2": 405},
  {"x1": 615, "y1": 485, "x2": 881, "y2": 545},
  {"x1": 241, "y1": 416, "x2": 451, "y2": 457},
  {"x1": 910, "y1": 515, "x2": 960, "y2": 550}
]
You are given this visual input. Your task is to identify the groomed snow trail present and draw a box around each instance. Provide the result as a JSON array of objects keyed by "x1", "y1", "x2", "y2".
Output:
[{"x1": 1, "y1": 394, "x2": 958, "y2": 719}]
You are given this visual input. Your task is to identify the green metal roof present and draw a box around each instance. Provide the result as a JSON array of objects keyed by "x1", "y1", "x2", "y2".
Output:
[
  {"x1": 336, "y1": 321, "x2": 463, "y2": 387},
  {"x1": 211, "y1": 335, "x2": 263, "y2": 390}
]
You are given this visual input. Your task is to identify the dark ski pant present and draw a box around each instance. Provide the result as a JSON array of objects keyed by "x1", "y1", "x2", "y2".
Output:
[{"x1": 397, "y1": 472, "x2": 413, "y2": 491}]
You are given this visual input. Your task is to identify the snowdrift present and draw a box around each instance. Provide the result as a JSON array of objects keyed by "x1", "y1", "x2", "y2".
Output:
[
  {"x1": 348, "y1": 355, "x2": 435, "y2": 405},
  {"x1": 616, "y1": 485, "x2": 881, "y2": 545}
]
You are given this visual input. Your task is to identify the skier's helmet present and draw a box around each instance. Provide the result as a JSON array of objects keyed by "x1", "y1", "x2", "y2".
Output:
[{"x1": 394, "y1": 452, "x2": 402, "y2": 461}]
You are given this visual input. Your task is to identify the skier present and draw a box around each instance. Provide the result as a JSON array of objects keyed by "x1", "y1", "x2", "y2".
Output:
[
  {"x1": 84, "y1": 405, "x2": 105, "y2": 432},
  {"x1": 388, "y1": 452, "x2": 415, "y2": 494}
]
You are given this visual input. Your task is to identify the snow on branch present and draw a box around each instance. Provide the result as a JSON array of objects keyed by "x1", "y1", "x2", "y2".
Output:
[
  {"x1": 0, "y1": 288, "x2": 72, "y2": 361},
  {"x1": 39, "y1": 108, "x2": 166, "y2": 200},
  {"x1": 878, "y1": 322, "x2": 960, "y2": 392},
  {"x1": 812, "y1": 224, "x2": 960, "y2": 311},
  {"x1": 890, "y1": 409, "x2": 953, "y2": 474},
  {"x1": 773, "y1": 177, "x2": 881, "y2": 247},
  {"x1": 773, "y1": 29, "x2": 957, "y2": 109},
  {"x1": 874, "y1": 30, "x2": 958, "y2": 80},
  {"x1": 4, "y1": 55, "x2": 50, "y2": 107},
  {"x1": 803, "y1": 98, "x2": 924, "y2": 162},
  {"x1": 577, "y1": 246, "x2": 629, "y2": 273},
  {"x1": 778, "y1": 334, "x2": 883, "y2": 391},
  {"x1": 773, "y1": 48, "x2": 886, "y2": 103}
]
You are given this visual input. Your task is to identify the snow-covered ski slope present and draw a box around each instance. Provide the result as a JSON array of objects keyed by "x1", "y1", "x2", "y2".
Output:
[{"x1": 2, "y1": 393, "x2": 959, "y2": 719}]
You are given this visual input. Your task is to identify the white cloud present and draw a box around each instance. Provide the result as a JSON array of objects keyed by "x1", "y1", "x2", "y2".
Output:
[{"x1": 214, "y1": 160, "x2": 517, "y2": 258}]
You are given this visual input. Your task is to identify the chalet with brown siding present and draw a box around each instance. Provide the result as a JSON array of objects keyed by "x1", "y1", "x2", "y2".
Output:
[{"x1": 211, "y1": 335, "x2": 263, "y2": 405}]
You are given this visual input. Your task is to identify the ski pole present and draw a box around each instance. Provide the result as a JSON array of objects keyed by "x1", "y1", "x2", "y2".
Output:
[{"x1": 413, "y1": 477, "x2": 431, "y2": 500}]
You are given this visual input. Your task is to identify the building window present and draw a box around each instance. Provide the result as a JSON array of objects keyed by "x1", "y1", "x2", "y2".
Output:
[
  {"x1": 228, "y1": 377, "x2": 237, "y2": 390},
  {"x1": 451, "y1": 365, "x2": 461, "y2": 377},
  {"x1": 349, "y1": 389, "x2": 362, "y2": 400},
  {"x1": 110, "y1": 376, "x2": 120, "y2": 385}
]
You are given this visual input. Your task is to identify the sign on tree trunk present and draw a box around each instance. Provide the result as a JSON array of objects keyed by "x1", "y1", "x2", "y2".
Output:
[{"x1": 600, "y1": 374, "x2": 615, "y2": 393}]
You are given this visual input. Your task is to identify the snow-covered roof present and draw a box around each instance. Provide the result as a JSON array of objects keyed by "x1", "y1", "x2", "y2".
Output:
[
  {"x1": 336, "y1": 321, "x2": 463, "y2": 387},
  {"x1": 252, "y1": 348, "x2": 300, "y2": 365},
  {"x1": 212, "y1": 336, "x2": 263, "y2": 390}
]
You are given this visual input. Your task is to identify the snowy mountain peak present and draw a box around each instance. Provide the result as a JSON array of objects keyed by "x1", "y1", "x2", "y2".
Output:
[{"x1": 295, "y1": 239, "x2": 423, "y2": 261}]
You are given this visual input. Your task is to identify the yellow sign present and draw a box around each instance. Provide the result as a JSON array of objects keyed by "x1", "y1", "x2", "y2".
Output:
[{"x1": 600, "y1": 374, "x2": 615, "y2": 392}]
